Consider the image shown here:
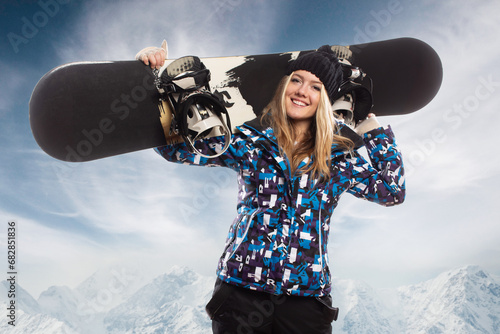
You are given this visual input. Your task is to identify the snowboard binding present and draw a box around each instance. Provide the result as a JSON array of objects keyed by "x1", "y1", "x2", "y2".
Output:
[
  {"x1": 330, "y1": 46, "x2": 373, "y2": 128},
  {"x1": 157, "y1": 56, "x2": 231, "y2": 158}
]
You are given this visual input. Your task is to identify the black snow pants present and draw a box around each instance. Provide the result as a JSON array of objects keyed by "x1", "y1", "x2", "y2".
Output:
[{"x1": 206, "y1": 279, "x2": 338, "y2": 334}]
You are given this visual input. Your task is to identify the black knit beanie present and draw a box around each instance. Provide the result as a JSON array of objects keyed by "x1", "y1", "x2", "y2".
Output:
[{"x1": 287, "y1": 45, "x2": 343, "y2": 103}]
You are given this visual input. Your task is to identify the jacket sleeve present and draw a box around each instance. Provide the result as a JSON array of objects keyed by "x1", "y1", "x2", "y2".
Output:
[
  {"x1": 154, "y1": 134, "x2": 247, "y2": 171},
  {"x1": 346, "y1": 125, "x2": 405, "y2": 206}
]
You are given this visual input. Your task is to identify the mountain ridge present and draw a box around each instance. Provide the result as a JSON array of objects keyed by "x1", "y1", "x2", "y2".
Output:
[{"x1": 1, "y1": 265, "x2": 499, "y2": 333}]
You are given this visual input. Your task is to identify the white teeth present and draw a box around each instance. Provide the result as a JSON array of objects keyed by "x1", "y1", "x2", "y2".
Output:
[{"x1": 293, "y1": 99, "x2": 307, "y2": 106}]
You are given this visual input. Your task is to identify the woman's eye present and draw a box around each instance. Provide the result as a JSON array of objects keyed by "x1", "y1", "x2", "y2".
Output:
[
  {"x1": 291, "y1": 77, "x2": 301, "y2": 83},
  {"x1": 312, "y1": 85, "x2": 321, "y2": 91}
]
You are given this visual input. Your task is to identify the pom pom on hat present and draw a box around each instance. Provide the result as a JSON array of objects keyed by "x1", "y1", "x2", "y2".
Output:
[{"x1": 287, "y1": 45, "x2": 343, "y2": 103}]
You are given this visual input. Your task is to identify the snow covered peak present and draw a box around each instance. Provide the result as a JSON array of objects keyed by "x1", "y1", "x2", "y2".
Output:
[
  {"x1": 0, "y1": 280, "x2": 40, "y2": 315},
  {"x1": 75, "y1": 264, "x2": 144, "y2": 302},
  {"x1": 103, "y1": 266, "x2": 214, "y2": 333},
  {"x1": 397, "y1": 265, "x2": 500, "y2": 334},
  {"x1": 2, "y1": 265, "x2": 499, "y2": 333}
]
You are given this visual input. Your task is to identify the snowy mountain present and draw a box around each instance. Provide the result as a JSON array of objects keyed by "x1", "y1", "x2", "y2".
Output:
[
  {"x1": 398, "y1": 266, "x2": 500, "y2": 333},
  {"x1": 332, "y1": 279, "x2": 404, "y2": 333},
  {"x1": 1, "y1": 265, "x2": 499, "y2": 333},
  {"x1": 104, "y1": 266, "x2": 214, "y2": 333},
  {"x1": 0, "y1": 281, "x2": 76, "y2": 333},
  {"x1": 36, "y1": 265, "x2": 147, "y2": 333},
  {"x1": 331, "y1": 265, "x2": 500, "y2": 334}
]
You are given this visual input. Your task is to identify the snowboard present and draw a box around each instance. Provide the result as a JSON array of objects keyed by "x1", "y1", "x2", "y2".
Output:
[{"x1": 29, "y1": 37, "x2": 442, "y2": 162}]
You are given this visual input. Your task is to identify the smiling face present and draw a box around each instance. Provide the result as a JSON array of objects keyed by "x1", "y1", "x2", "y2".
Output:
[{"x1": 285, "y1": 70, "x2": 323, "y2": 129}]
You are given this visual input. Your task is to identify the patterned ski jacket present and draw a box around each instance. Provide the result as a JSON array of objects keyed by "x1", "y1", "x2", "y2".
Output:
[{"x1": 155, "y1": 117, "x2": 405, "y2": 297}]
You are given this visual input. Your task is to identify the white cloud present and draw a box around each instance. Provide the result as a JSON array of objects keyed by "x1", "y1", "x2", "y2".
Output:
[
  {"x1": 328, "y1": 0, "x2": 500, "y2": 287},
  {"x1": 0, "y1": 63, "x2": 28, "y2": 121},
  {"x1": 4, "y1": 150, "x2": 237, "y2": 296},
  {"x1": 0, "y1": 211, "x2": 107, "y2": 297},
  {"x1": 10, "y1": 0, "x2": 287, "y2": 296},
  {"x1": 7, "y1": 0, "x2": 500, "y2": 297},
  {"x1": 53, "y1": 0, "x2": 287, "y2": 62},
  {"x1": 31, "y1": 149, "x2": 232, "y2": 236}
]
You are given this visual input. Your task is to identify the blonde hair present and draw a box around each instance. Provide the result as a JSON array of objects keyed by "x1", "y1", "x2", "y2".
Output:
[{"x1": 262, "y1": 74, "x2": 354, "y2": 180}]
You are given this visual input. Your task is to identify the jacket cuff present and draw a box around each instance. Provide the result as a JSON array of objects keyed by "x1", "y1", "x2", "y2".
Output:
[{"x1": 362, "y1": 125, "x2": 395, "y2": 144}]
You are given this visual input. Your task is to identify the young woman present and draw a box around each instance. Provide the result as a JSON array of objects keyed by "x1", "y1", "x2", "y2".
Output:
[{"x1": 137, "y1": 44, "x2": 405, "y2": 333}]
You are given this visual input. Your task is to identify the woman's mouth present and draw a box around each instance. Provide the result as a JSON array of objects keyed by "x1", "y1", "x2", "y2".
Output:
[{"x1": 292, "y1": 99, "x2": 308, "y2": 107}]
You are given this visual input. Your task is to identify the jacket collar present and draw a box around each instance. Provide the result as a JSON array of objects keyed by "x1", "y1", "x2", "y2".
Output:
[
  {"x1": 337, "y1": 122, "x2": 364, "y2": 149},
  {"x1": 242, "y1": 114, "x2": 272, "y2": 133},
  {"x1": 242, "y1": 115, "x2": 364, "y2": 150}
]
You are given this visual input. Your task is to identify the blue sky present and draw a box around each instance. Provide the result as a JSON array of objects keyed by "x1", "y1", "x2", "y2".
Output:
[{"x1": 1, "y1": 0, "x2": 500, "y2": 298}]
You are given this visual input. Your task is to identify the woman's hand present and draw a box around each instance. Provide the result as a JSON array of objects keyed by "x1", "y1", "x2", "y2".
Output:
[
  {"x1": 354, "y1": 113, "x2": 381, "y2": 135},
  {"x1": 135, "y1": 40, "x2": 168, "y2": 69}
]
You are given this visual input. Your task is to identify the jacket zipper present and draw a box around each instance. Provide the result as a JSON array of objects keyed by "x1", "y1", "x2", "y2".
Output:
[
  {"x1": 318, "y1": 208, "x2": 325, "y2": 286},
  {"x1": 241, "y1": 123, "x2": 293, "y2": 181}
]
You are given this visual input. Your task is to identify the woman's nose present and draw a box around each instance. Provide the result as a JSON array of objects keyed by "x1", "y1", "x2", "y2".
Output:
[{"x1": 296, "y1": 84, "x2": 307, "y2": 96}]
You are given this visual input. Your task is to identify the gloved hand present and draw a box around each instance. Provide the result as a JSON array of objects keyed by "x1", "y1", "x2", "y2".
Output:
[
  {"x1": 135, "y1": 40, "x2": 168, "y2": 69},
  {"x1": 354, "y1": 113, "x2": 381, "y2": 135}
]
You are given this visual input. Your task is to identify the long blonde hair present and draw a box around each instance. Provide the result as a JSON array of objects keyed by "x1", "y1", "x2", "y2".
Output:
[{"x1": 262, "y1": 74, "x2": 354, "y2": 180}]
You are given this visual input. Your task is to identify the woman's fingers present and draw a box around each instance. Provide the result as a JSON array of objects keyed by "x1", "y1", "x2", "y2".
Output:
[{"x1": 136, "y1": 47, "x2": 166, "y2": 69}]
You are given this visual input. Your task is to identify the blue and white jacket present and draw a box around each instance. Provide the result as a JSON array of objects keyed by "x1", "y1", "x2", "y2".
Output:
[{"x1": 155, "y1": 117, "x2": 405, "y2": 297}]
